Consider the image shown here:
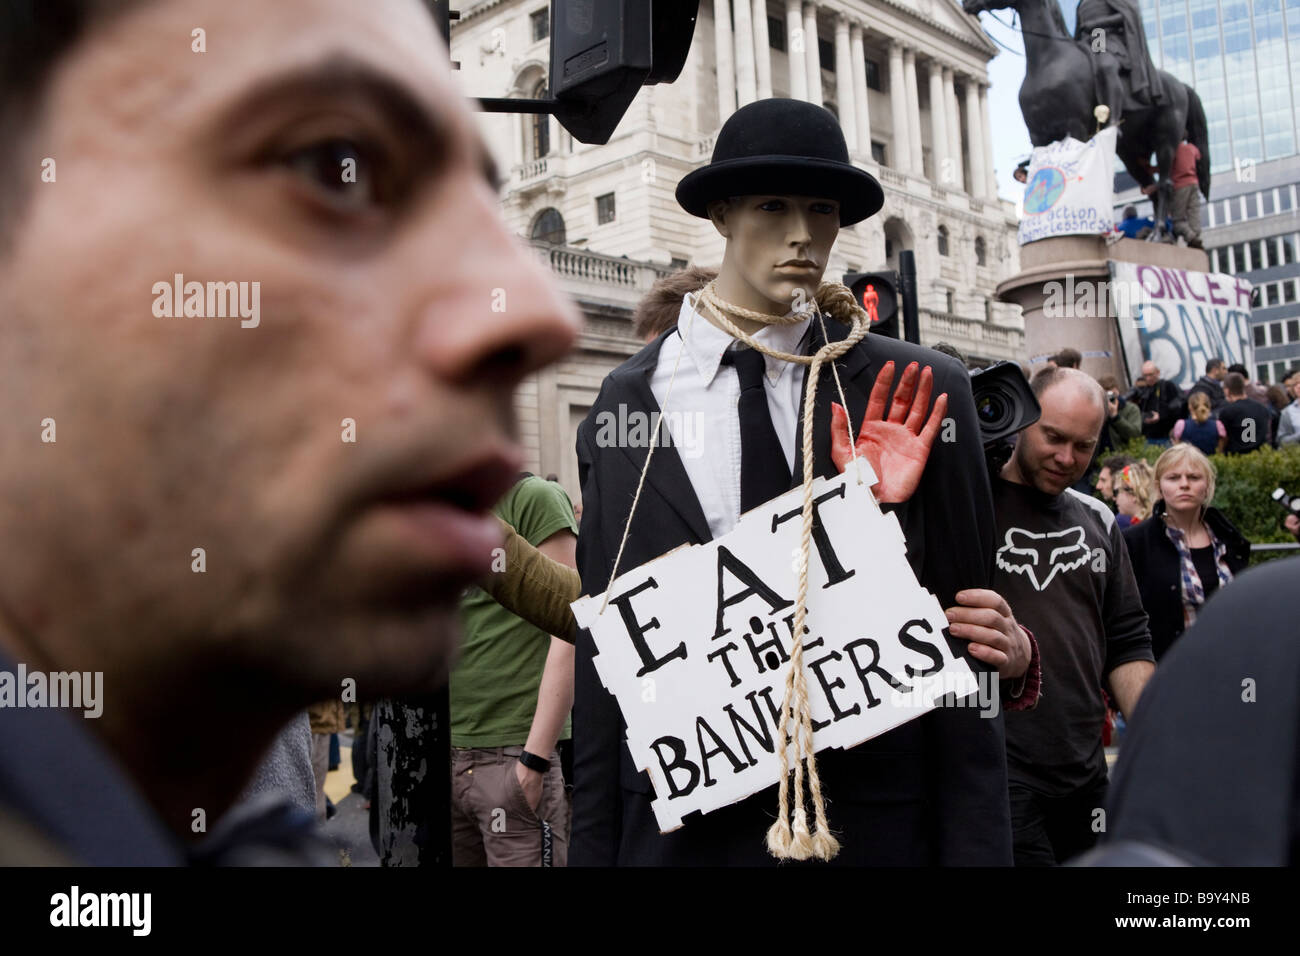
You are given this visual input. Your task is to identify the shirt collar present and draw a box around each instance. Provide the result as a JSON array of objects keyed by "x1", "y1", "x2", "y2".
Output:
[{"x1": 676, "y1": 292, "x2": 814, "y2": 387}]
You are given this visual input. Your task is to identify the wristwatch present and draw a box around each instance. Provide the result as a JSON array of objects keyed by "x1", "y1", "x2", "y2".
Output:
[{"x1": 518, "y1": 749, "x2": 550, "y2": 774}]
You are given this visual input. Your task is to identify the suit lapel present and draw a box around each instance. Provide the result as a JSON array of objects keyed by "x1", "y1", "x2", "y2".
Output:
[
  {"x1": 790, "y1": 315, "x2": 873, "y2": 484},
  {"x1": 606, "y1": 331, "x2": 713, "y2": 545}
]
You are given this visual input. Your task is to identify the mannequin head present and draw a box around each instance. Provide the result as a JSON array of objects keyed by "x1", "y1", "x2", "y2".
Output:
[{"x1": 706, "y1": 193, "x2": 840, "y2": 330}]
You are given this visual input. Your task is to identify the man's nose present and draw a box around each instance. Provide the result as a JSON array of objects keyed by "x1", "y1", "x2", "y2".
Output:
[
  {"x1": 409, "y1": 182, "x2": 581, "y2": 387},
  {"x1": 786, "y1": 210, "x2": 814, "y2": 247}
]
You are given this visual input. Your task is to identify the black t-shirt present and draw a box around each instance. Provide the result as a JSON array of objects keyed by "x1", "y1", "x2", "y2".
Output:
[
  {"x1": 1190, "y1": 544, "x2": 1219, "y2": 598},
  {"x1": 1218, "y1": 398, "x2": 1273, "y2": 453},
  {"x1": 992, "y1": 478, "x2": 1154, "y2": 795}
]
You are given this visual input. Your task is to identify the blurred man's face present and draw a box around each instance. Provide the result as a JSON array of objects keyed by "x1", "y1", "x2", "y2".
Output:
[
  {"x1": 1008, "y1": 385, "x2": 1105, "y2": 496},
  {"x1": 1095, "y1": 466, "x2": 1114, "y2": 500},
  {"x1": 1140, "y1": 362, "x2": 1160, "y2": 386},
  {"x1": 709, "y1": 194, "x2": 840, "y2": 316},
  {"x1": 0, "y1": 0, "x2": 579, "y2": 700}
]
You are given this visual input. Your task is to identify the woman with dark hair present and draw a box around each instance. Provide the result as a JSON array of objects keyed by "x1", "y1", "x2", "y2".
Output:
[{"x1": 1122, "y1": 445, "x2": 1250, "y2": 660}]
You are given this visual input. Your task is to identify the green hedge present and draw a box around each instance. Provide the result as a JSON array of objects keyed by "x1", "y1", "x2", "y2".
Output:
[{"x1": 1113, "y1": 440, "x2": 1300, "y2": 564}]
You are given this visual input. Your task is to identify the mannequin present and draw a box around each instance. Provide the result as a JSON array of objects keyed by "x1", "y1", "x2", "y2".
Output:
[{"x1": 570, "y1": 98, "x2": 1027, "y2": 866}]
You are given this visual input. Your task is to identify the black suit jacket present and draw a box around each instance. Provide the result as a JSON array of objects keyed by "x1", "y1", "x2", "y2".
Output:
[{"x1": 571, "y1": 317, "x2": 1013, "y2": 865}]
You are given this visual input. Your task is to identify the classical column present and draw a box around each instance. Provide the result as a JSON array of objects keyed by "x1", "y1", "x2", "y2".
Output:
[
  {"x1": 850, "y1": 23, "x2": 871, "y2": 156},
  {"x1": 752, "y1": 0, "x2": 773, "y2": 99},
  {"x1": 785, "y1": 0, "x2": 807, "y2": 100},
  {"x1": 733, "y1": 0, "x2": 758, "y2": 106},
  {"x1": 928, "y1": 62, "x2": 948, "y2": 186},
  {"x1": 887, "y1": 41, "x2": 910, "y2": 171},
  {"x1": 903, "y1": 47, "x2": 923, "y2": 176},
  {"x1": 714, "y1": 0, "x2": 736, "y2": 120},
  {"x1": 804, "y1": 2, "x2": 823, "y2": 106},
  {"x1": 965, "y1": 78, "x2": 987, "y2": 199},
  {"x1": 980, "y1": 84, "x2": 997, "y2": 197},
  {"x1": 944, "y1": 68, "x2": 965, "y2": 192},
  {"x1": 834, "y1": 16, "x2": 857, "y2": 151}
]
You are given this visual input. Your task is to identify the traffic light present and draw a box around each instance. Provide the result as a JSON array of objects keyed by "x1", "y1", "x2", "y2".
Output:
[
  {"x1": 843, "y1": 271, "x2": 899, "y2": 339},
  {"x1": 549, "y1": 0, "x2": 699, "y2": 143}
]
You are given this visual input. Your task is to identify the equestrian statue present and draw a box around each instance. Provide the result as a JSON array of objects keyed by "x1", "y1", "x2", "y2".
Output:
[{"x1": 962, "y1": 0, "x2": 1210, "y2": 240}]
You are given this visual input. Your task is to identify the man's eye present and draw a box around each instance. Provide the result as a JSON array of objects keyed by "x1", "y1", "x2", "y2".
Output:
[
  {"x1": 812, "y1": 202, "x2": 837, "y2": 214},
  {"x1": 282, "y1": 137, "x2": 389, "y2": 210},
  {"x1": 760, "y1": 200, "x2": 785, "y2": 211}
]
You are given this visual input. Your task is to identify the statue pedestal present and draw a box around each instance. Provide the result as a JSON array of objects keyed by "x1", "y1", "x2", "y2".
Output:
[{"x1": 997, "y1": 236, "x2": 1210, "y2": 385}]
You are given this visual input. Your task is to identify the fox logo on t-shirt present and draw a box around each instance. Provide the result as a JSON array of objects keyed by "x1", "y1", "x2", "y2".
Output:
[{"x1": 994, "y1": 526, "x2": 1091, "y2": 592}]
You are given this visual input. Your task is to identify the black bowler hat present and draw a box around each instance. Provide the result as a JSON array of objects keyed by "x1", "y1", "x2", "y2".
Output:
[{"x1": 676, "y1": 98, "x2": 884, "y2": 226}]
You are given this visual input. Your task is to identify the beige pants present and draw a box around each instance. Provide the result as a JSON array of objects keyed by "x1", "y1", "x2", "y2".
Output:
[{"x1": 450, "y1": 746, "x2": 570, "y2": 867}]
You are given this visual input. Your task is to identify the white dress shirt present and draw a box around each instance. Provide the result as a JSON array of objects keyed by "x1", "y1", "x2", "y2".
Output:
[{"x1": 649, "y1": 292, "x2": 813, "y2": 540}]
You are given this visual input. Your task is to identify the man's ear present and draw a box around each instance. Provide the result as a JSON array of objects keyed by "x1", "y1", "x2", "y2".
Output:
[{"x1": 706, "y1": 198, "x2": 731, "y2": 238}]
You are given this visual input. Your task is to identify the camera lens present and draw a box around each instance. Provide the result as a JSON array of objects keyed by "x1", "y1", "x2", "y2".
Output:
[{"x1": 976, "y1": 389, "x2": 1012, "y2": 431}]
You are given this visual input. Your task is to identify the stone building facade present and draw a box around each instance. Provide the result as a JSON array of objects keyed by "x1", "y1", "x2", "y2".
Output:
[{"x1": 450, "y1": 0, "x2": 1025, "y2": 502}]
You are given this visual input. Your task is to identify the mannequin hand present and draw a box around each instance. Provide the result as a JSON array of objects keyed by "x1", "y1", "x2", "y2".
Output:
[{"x1": 830, "y1": 361, "x2": 947, "y2": 504}]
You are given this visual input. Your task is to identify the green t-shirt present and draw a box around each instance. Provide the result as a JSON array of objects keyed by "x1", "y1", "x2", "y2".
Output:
[{"x1": 450, "y1": 476, "x2": 578, "y2": 748}]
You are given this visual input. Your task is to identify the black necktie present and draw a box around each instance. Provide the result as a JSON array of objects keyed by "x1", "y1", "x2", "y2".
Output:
[{"x1": 722, "y1": 347, "x2": 792, "y2": 513}]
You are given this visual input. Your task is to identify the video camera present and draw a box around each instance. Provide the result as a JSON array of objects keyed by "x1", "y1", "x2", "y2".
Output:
[
  {"x1": 969, "y1": 362, "x2": 1041, "y2": 477},
  {"x1": 1271, "y1": 487, "x2": 1300, "y2": 518}
]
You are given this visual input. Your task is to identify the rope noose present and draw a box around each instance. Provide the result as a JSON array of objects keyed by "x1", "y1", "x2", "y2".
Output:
[{"x1": 694, "y1": 280, "x2": 869, "y2": 861}]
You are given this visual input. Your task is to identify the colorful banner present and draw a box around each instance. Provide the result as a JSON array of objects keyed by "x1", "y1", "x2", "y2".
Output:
[{"x1": 1018, "y1": 127, "x2": 1118, "y2": 245}]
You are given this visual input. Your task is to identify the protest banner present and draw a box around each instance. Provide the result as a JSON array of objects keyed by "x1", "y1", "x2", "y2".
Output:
[
  {"x1": 570, "y1": 461, "x2": 979, "y2": 833},
  {"x1": 1109, "y1": 260, "x2": 1254, "y2": 390},
  {"x1": 1017, "y1": 127, "x2": 1118, "y2": 245}
]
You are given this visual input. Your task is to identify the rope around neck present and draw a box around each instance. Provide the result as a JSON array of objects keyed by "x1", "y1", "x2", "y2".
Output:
[
  {"x1": 595, "y1": 279, "x2": 871, "y2": 861},
  {"x1": 696, "y1": 281, "x2": 871, "y2": 861}
]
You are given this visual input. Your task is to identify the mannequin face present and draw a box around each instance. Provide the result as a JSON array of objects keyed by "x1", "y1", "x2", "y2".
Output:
[{"x1": 707, "y1": 194, "x2": 839, "y2": 319}]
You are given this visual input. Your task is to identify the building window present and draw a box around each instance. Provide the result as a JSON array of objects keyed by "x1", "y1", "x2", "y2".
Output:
[
  {"x1": 1281, "y1": 187, "x2": 1294, "y2": 212},
  {"x1": 1262, "y1": 189, "x2": 1276, "y2": 216},
  {"x1": 871, "y1": 141, "x2": 887, "y2": 165},
  {"x1": 1220, "y1": 199, "x2": 1233, "y2": 224},
  {"x1": 818, "y1": 37, "x2": 835, "y2": 72},
  {"x1": 1257, "y1": 363, "x2": 1270, "y2": 383},
  {"x1": 1201, "y1": 203, "x2": 1212, "y2": 228},
  {"x1": 945, "y1": 289, "x2": 955, "y2": 314},
  {"x1": 974, "y1": 236, "x2": 987, "y2": 267},
  {"x1": 530, "y1": 8, "x2": 549, "y2": 43},
  {"x1": 530, "y1": 79, "x2": 549, "y2": 159},
  {"x1": 1248, "y1": 239, "x2": 1263, "y2": 271},
  {"x1": 1267, "y1": 238, "x2": 1281, "y2": 268},
  {"x1": 1231, "y1": 242, "x2": 1246, "y2": 273},
  {"x1": 1255, "y1": 325, "x2": 1267, "y2": 348},
  {"x1": 1289, "y1": 319, "x2": 1300, "y2": 342},
  {"x1": 1267, "y1": 283, "x2": 1280, "y2": 306},
  {"x1": 669, "y1": 256, "x2": 688, "y2": 270},
  {"x1": 937, "y1": 224, "x2": 949, "y2": 257},
  {"x1": 596, "y1": 192, "x2": 616, "y2": 224},
  {"x1": 768, "y1": 16, "x2": 785, "y2": 51},
  {"x1": 1285, "y1": 279, "x2": 1297, "y2": 304},
  {"x1": 1276, "y1": 361, "x2": 1290, "y2": 381},
  {"x1": 530, "y1": 207, "x2": 566, "y2": 245},
  {"x1": 1283, "y1": 235, "x2": 1296, "y2": 264},
  {"x1": 1245, "y1": 192, "x2": 1258, "y2": 219},
  {"x1": 1270, "y1": 321, "x2": 1283, "y2": 344},
  {"x1": 866, "y1": 58, "x2": 882, "y2": 91}
]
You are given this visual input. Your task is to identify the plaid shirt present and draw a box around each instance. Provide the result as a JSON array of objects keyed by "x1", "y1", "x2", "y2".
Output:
[{"x1": 1162, "y1": 517, "x2": 1233, "y2": 629}]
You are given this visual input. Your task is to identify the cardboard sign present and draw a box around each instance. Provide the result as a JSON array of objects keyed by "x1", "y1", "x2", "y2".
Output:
[
  {"x1": 1017, "y1": 127, "x2": 1118, "y2": 245},
  {"x1": 1110, "y1": 260, "x2": 1254, "y2": 390},
  {"x1": 571, "y1": 463, "x2": 978, "y2": 833}
]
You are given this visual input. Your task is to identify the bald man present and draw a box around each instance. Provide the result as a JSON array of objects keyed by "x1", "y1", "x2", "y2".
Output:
[
  {"x1": 991, "y1": 368, "x2": 1154, "y2": 866},
  {"x1": 1127, "y1": 362, "x2": 1183, "y2": 444}
]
